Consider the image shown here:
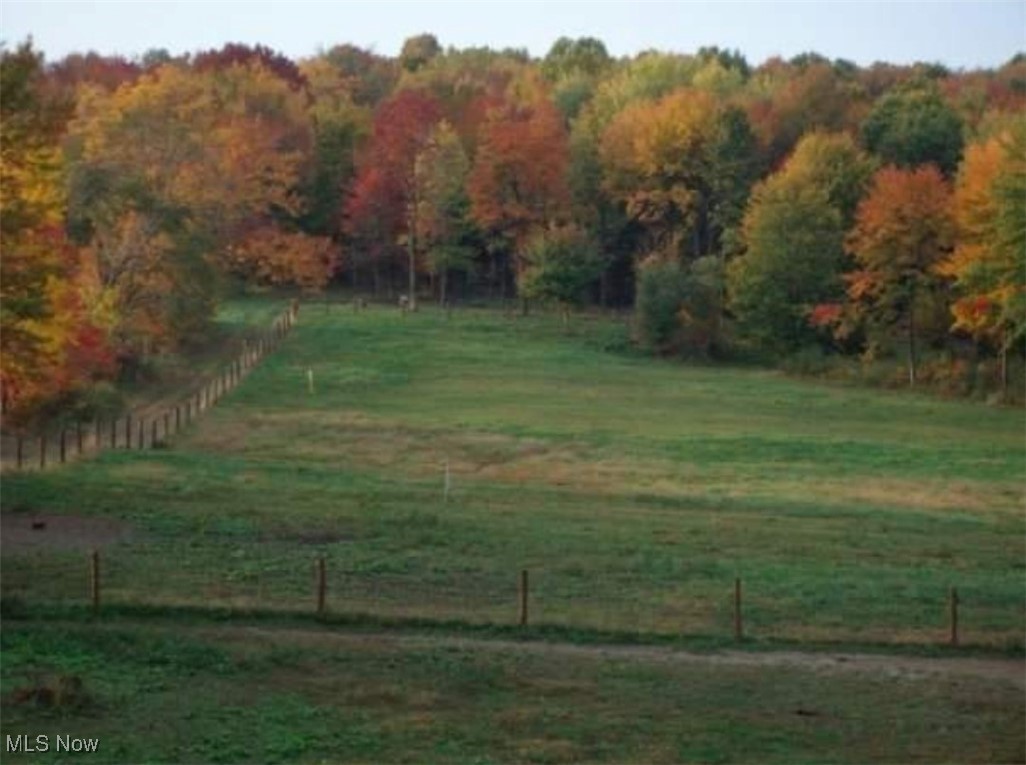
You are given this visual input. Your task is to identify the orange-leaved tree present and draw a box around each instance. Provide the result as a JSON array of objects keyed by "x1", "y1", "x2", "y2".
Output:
[
  {"x1": 344, "y1": 89, "x2": 442, "y2": 304},
  {"x1": 66, "y1": 59, "x2": 319, "y2": 356},
  {"x1": 846, "y1": 165, "x2": 955, "y2": 386},
  {"x1": 468, "y1": 72, "x2": 570, "y2": 304}
]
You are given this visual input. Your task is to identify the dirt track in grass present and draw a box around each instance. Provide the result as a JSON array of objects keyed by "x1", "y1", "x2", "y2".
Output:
[{"x1": 201, "y1": 624, "x2": 1026, "y2": 689}]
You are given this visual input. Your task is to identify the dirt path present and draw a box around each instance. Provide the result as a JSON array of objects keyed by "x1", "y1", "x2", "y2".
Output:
[{"x1": 200, "y1": 624, "x2": 1026, "y2": 690}]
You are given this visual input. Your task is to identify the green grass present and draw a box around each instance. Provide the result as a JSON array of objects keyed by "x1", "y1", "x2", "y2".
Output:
[
  {"x1": 2, "y1": 619, "x2": 1022, "y2": 764},
  {"x1": 118, "y1": 295, "x2": 288, "y2": 414},
  {"x1": 3, "y1": 303, "x2": 1022, "y2": 646}
]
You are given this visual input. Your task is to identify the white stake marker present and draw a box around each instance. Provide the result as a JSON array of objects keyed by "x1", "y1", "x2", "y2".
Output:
[{"x1": 307, "y1": 368, "x2": 314, "y2": 394}]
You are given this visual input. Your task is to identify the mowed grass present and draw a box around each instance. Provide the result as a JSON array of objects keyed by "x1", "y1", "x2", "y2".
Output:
[
  {"x1": 3, "y1": 303, "x2": 1024, "y2": 646},
  {"x1": 2, "y1": 620, "x2": 1023, "y2": 764}
]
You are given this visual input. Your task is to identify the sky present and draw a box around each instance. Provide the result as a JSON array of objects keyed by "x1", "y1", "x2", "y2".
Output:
[{"x1": 1, "y1": 0, "x2": 1024, "y2": 69}]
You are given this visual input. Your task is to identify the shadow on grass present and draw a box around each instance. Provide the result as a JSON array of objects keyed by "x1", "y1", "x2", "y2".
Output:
[{"x1": 3, "y1": 597, "x2": 1022, "y2": 659}]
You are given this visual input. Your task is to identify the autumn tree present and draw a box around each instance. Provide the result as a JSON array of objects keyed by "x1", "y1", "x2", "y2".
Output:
[
  {"x1": 319, "y1": 44, "x2": 398, "y2": 107},
  {"x1": 601, "y1": 88, "x2": 743, "y2": 259},
  {"x1": 399, "y1": 34, "x2": 442, "y2": 73},
  {"x1": 468, "y1": 74, "x2": 570, "y2": 304},
  {"x1": 191, "y1": 43, "x2": 307, "y2": 90},
  {"x1": 344, "y1": 89, "x2": 441, "y2": 304},
  {"x1": 939, "y1": 124, "x2": 1026, "y2": 390},
  {"x1": 1, "y1": 42, "x2": 114, "y2": 421},
  {"x1": 66, "y1": 60, "x2": 321, "y2": 355},
  {"x1": 343, "y1": 164, "x2": 404, "y2": 294},
  {"x1": 745, "y1": 60, "x2": 865, "y2": 169},
  {"x1": 846, "y1": 166, "x2": 955, "y2": 386}
]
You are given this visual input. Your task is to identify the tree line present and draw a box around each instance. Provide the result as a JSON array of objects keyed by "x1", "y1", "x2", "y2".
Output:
[{"x1": 2, "y1": 35, "x2": 1024, "y2": 424}]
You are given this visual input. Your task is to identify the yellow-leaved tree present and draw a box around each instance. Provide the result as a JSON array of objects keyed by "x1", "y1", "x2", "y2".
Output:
[
  {"x1": 939, "y1": 124, "x2": 1026, "y2": 391},
  {"x1": 66, "y1": 60, "x2": 333, "y2": 358}
]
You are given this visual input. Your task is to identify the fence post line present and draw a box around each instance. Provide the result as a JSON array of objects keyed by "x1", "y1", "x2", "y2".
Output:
[
  {"x1": 519, "y1": 569, "x2": 529, "y2": 627},
  {"x1": 59, "y1": 430, "x2": 67, "y2": 463},
  {"x1": 734, "y1": 577, "x2": 744, "y2": 642},
  {"x1": 110, "y1": 418, "x2": 117, "y2": 448},
  {"x1": 16, "y1": 437, "x2": 23, "y2": 469},
  {"x1": 316, "y1": 557, "x2": 326, "y2": 616},
  {"x1": 90, "y1": 549, "x2": 101, "y2": 615},
  {"x1": 39, "y1": 435, "x2": 46, "y2": 469},
  {"x1": 125, "y1": 414, "x2": 132, "y2": 449},
  {"x1": 950, "y1": 586, "x2": 959, "y2": 647},
  {"x1": 137, "y1": 418, "x2": 144, "y2": 449}
]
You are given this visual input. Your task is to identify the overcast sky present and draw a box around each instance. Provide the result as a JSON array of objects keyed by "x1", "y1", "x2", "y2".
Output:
[{"x1": 2, "y1": 1, "x2": 1023, "y2": 69}]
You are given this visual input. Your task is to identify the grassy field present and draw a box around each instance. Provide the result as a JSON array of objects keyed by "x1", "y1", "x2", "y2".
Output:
[
  {"x1": 2, "y1": 619, "x2": 1022, "y2": 764},
  {"x1": 3, "y1": 302, "x2": 1022, "y2": 644},
  {"x1": 2, "y1": 300, "x2": 1023, "y2": 762}
]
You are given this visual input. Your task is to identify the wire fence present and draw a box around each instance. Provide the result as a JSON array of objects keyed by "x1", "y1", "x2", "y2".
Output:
[
  {"x1": 2, "y1": 538, "x2": 1010, "y2": 650},
  {"x1": 0, "y1": 298, "x2": 1019, "y2": 649},
  {"x1": 0, "y1": 303, "x2": 299, "y2": 473}
]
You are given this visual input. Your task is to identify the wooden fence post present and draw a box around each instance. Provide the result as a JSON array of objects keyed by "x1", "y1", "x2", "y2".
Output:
[
  {"x1": 110, "y1": 418, "x2": 117, "y2": 448},
  {"x1": 175, "y1": 405, "x2": 181, "y2": 432},
  {"x1": 76, "y1": 423, "x2": 83, "y2": 454},
  {"x1": 950, "y1": 587, "x2": 959, "y2": 647},
  {"x1": 90, "y1": 550, "x2": 101, "y2": 614},
  {"x1": 39, "y1": 435, "x2": 46, "y2": 469},
  {"x1": 519, "y1": 569, "x2": 529, "y2": 627},
  {"x1": 734, "y1": 577, "x2": 743, "y2": 642},
  {"x1": 59, "y1": 430, "x2": 67, "y2": 463},
  {"x1": 163, "y1": 412, "x2": 170, "y2": 440},
  {"x1": 316, "y1": 557, "x2": 326, "y2": 616},
  {"x1": 137, "y1": 418, "x2": 144, "y2": 449},
  {"x1": 95, "y1": 420, "x2": 102, "y2": 450},
  {"x1": 125, "y1": 414, "x2": 132, "y2": 449}
]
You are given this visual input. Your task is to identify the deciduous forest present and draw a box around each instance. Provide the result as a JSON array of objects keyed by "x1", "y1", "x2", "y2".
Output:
[{"x1": 3, "y1": 35, "x2": 1024, "y2": 426}]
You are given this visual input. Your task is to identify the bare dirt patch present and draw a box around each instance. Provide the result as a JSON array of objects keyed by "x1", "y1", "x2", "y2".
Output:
[
  {"x1": 1, "y1": 513, "x2": 134, "y2": 552},
  {"x1": 198, "y1": 624, "x2": 1026, "y2": 690}
]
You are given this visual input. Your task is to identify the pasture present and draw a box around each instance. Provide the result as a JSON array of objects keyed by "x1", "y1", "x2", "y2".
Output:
[{"x1": 2, "y1": 300, "x2": 1023, "y2": 762}]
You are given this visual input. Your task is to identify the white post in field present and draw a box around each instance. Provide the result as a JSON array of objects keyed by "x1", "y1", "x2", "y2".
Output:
[{"x1": 307, "y1": 368, "x2": 314, "y2": 395}]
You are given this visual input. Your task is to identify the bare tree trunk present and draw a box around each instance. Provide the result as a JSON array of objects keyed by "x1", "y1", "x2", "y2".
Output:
[
  {"x1": 907, "y1": 294, "x2": 917, "y2": 388},
  {"x1": 1001, "y1": 330, "x2": 1008, "y2": 398},
  {"x1": 407, "y1": 237, "x2": 417, "y2": 311}
]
